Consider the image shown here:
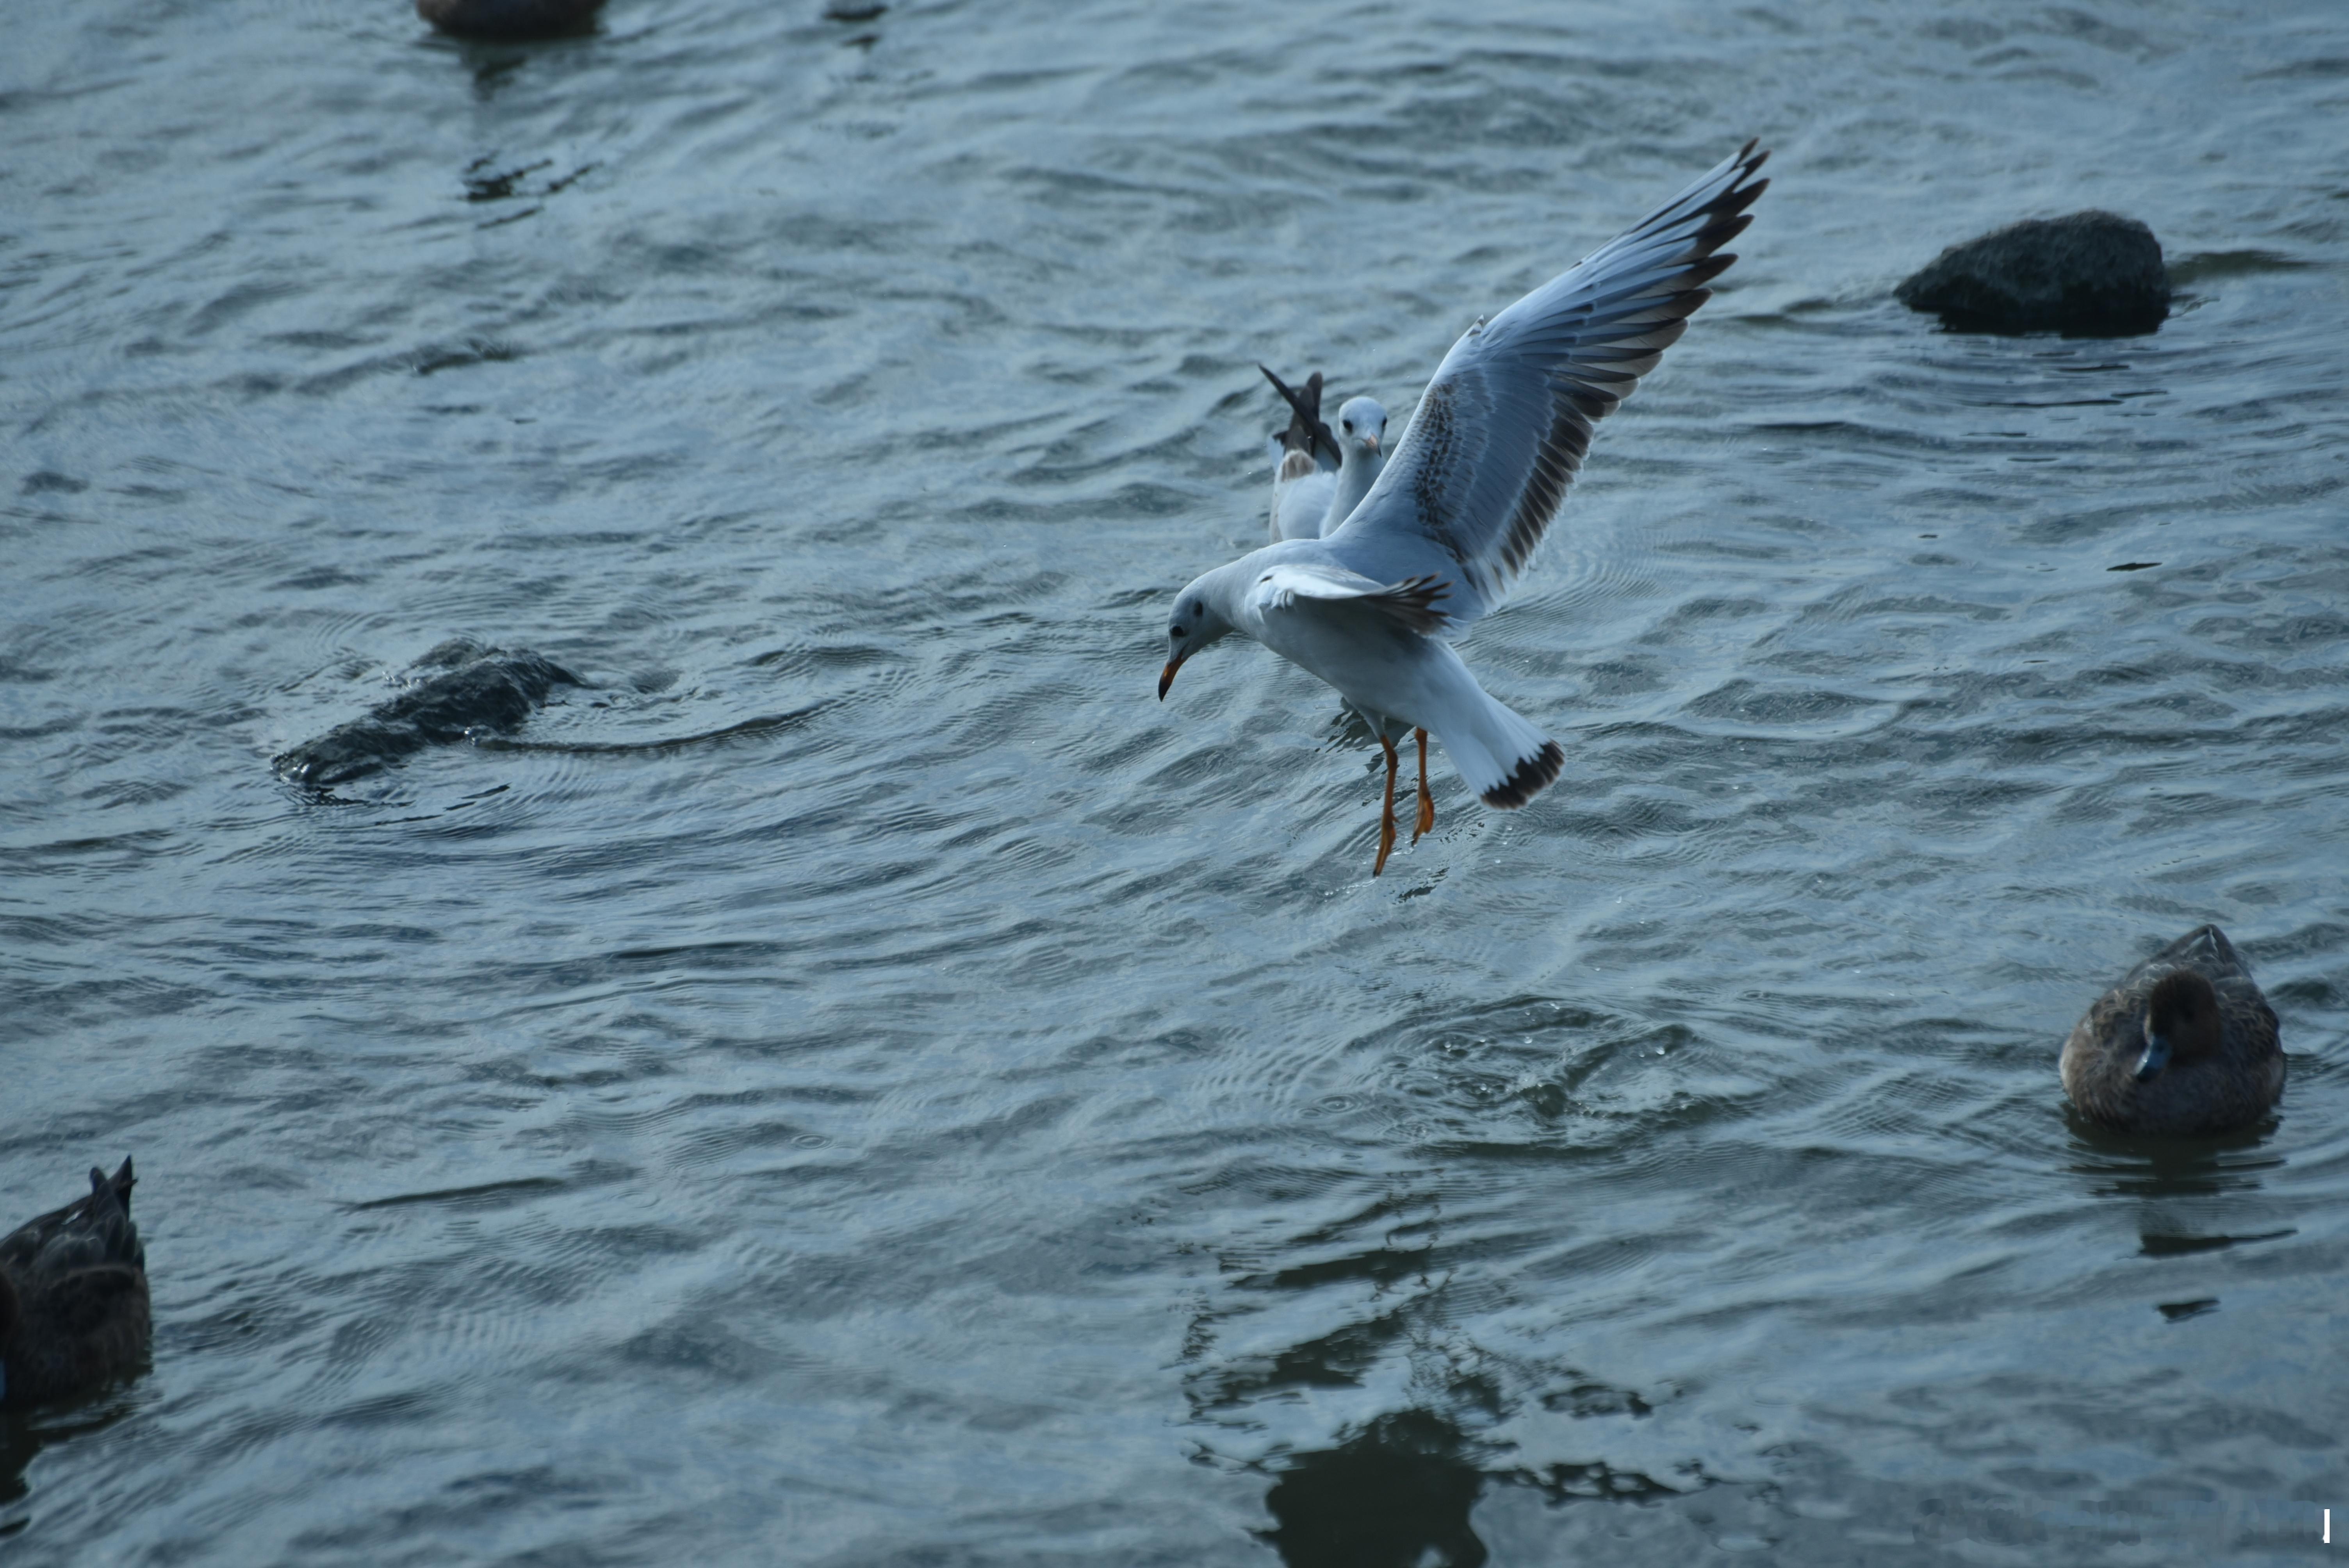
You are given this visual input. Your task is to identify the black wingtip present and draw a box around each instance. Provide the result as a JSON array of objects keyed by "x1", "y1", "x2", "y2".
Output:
[
  {"x1": 1480, "y1": 740, "x2": 1565, "y2": 810},
  {"x1": 1258, "y1": 364, "x2": 1319, "y2": 419},
  {"x1": 1259, "y1": 364, "x2": 1341, "y2": 465}
]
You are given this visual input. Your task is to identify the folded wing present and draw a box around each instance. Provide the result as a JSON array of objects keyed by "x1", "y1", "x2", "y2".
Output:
[
  {"x1": 1250, "y1": 563, "x2": 1454, "y2": 637},
  {"x1": 1331, "y1": 142, "x2": 1768, "y2": 625}
]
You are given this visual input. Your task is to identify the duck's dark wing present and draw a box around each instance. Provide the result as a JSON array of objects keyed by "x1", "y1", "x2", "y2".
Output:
[
  {"x1": 5, "y1": 1262, "x2": 152, "y2": 1401},
  {"x1": 45, "y1": 1265, "x2": 148, "y2": 1336},
  {"x1": 2220, "y1": 987, "x2": 2283, "y2": 1058}
]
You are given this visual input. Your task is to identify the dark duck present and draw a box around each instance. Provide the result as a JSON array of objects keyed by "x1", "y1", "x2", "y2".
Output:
[
  {"x1": 0, "y1": 1158, "x2": 150, "y2": 1407},
  {"x1": 2061, "y1": 926, "x2": 2284, "y2": 1135}
]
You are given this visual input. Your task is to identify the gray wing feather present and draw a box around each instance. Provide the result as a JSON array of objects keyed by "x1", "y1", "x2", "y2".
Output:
[
  {"x1": 1252, "y1": 565, "x2": 1454, "y2": 637},
  {"x1": 1332, "y1": 142, "x2": 1769, "y2": 624}
]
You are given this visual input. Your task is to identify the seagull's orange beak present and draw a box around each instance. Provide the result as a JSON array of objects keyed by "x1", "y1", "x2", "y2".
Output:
[
  {"x1": 1158, "y1": 657, "x2": 1182, "y2": 700},
  {"x1": 1364, "y1": 434, "x2": 1380, "y2": 456}
]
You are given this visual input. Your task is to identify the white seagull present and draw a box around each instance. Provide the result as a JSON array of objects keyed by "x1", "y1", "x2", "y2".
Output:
[
  {"x1": 1160, "y1": 142, "x2": 1768, "y2": 874},
  {"x1": 1319, "y1": 394, "x2": 1387, "y2": 535}
]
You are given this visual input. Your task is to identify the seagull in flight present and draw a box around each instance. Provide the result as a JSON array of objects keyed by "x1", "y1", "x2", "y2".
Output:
[{"x1": 1160, "y1": 142, "x2": 1768, "y2": 874}]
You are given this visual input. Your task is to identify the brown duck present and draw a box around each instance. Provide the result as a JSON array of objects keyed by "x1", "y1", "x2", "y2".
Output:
[
  {"x1": 0, "y1": 1158, "x2": 150, "y2": 1407},
  {"x1": 2060, "y1": 926, "x2": 2284, "y2": 1135}
]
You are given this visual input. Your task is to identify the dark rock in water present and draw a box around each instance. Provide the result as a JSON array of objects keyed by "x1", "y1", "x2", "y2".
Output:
[
  {"x1": 275, "y1": 638, "x2": 579, "y2": 789},
  {"x1": 415, "y1": 0, "x2": 604, "y2": 41},
  {"x1": 1896, "y1": 211, "x2": 2170, "y2": 336}
]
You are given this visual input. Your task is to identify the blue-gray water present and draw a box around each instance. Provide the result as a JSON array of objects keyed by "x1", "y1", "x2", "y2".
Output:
[{"x1": 5, "y1": 1, "x2": 2347, "y2": 1562}]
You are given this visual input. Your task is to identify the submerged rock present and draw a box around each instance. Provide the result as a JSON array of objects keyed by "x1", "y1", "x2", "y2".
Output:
[
  {"x1": 415, "y1": 0, "x2": 604, "y2": 41},
  {"x1": 1896, "y1": 211, "x2": 2169, "y2": 336},
  {"x1": 275, "y1": 638, "x2": 580, "y2": 789}
]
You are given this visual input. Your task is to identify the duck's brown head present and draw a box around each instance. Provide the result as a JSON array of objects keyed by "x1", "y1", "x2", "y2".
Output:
[{"x1": 2137, "y1": 971, "x2": 2222, "y2": 1082}]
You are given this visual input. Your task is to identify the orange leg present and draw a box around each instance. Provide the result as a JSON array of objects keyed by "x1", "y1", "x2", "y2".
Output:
[
  {"x1": 1374, "y1": 734, "x2": 1400, "y2": 876},
  {"x1": 1412, "y1": 728, "x2": 1435, "y2": 842}
]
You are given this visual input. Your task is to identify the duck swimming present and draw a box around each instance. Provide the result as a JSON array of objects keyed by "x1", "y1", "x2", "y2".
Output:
[
  {"x1": 2060, "y1": 925, "x2": 2284, "y2": 1135},
  {"x1": 0, "y1": 1158, "x2": 150, "y2": 1407}
]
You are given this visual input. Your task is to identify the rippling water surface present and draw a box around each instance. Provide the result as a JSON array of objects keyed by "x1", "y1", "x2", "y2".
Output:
[{"x1": 5, "y1": 1, "x2": 2347, "y2": 1562}]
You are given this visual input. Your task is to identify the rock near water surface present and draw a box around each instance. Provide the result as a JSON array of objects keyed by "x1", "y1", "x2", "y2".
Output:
[
  {"x1": 1896, "y1": 210, "x2": 2169, "y2": 336},
  {"x1": 274, "y1": 638, "x2": 579, "y2": 789}
]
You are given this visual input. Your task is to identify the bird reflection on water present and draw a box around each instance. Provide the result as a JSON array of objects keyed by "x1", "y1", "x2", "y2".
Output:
[
  {"x1": 2063, "y1": 1116, "x2": 2296, "y2": 1324},
  {"x1": 0, "y1": 1395, "x2": 143, "y2": 1541},
  {"x1": 1262, "y1": 1410, "x2": 1490, "y2": 1568}
]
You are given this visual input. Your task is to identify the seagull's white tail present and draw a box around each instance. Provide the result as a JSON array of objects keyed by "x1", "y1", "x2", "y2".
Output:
[{"x1": 1431, "y1": 686, "x2": 1563, "y2": 809}]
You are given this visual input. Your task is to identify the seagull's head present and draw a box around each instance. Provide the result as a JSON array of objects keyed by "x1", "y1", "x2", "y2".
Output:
[
  {"x1": 1336, "y1": 396, "x2": 1387, "y2": 461},
  {"x1": 1159, "y1": 572, "x2": 1234, "y2": 700}
]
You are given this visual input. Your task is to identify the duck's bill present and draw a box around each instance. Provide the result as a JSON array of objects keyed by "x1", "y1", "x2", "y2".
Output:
[{"x1": 2134, "y1": 1034, "x2": 2172, "y2": 1082}]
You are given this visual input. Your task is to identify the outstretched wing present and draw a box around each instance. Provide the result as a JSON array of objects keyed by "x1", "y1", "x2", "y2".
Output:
[
  {"x1": 1249, "y1": 563, "x2": 1454, "y2": 637},
  {"x1": 1331, "y1": 142, "x2": 1768, "y2": 625}
]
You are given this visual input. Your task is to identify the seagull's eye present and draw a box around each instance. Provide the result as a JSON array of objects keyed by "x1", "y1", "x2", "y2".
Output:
[{"x1": 1170, "y1": 625, "x2": 1186, "y2": 638}]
